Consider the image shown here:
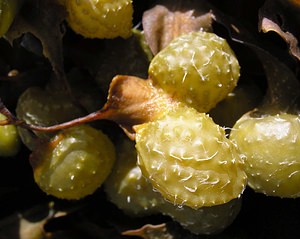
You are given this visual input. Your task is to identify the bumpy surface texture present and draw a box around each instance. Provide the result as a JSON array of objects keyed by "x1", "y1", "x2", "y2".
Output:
[
  {"x1": 104, "y1": 138, "x2": 164, "y2": 216},
  {"x1": 230, "y1": 113, "x2": 300, "y2": 197},
  {"x1": 135, "y1": 105, "x2": 246, "y2": 209},
  {"x1": 105, "y1": 138, "x2": 242, "y2": 234},
  {"x1": 65, "y1": 0, "x2": 133, "y2": 39},
  {"x1": 16, "y1": 86, "x2": 84, "y2": 150},
  {"x1": 31, "y1": 125, "x2": 116, "y2": 199},
  {"x1": 149, "y1": 31, "x2": 240, "y2": 113},
  {"x1": 159, "y1": 198, "x2": 242, "y2": 235}
]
